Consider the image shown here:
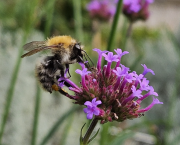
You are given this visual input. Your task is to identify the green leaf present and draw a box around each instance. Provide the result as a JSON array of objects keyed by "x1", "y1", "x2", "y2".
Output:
[
  {"x1": 87, "y1": 128, "x2": 100, "y2": 144},
  {"x1": 80, "y1": 123, "x2": 86, "y2": 144},
  {"x1": 110, "y1": 131, "x2": 134, "y2": 145},
  {"x1": 99, "y1": 122, "x2": 110, "y2": 145},
  {"x1": 60, "y1": 114, "x2": 74, "y2": 145},
  {"x1": 39, "y1": 106, "x2": 79, "y2": 145}
]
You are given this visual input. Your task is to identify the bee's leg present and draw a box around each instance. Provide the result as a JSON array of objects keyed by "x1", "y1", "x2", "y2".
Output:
[
  {"x1": 56, "y1": 60, "x2": 65, "y2": 77},
  {"x1": 65, "y1": 64, "x2": 71, "y2": 78},
  {"x1": 52, "y1": 83, "x2": 68, "y2": 96},
  {"x1": 59, "y1": 88, "x2": 68, "y2": 96}
]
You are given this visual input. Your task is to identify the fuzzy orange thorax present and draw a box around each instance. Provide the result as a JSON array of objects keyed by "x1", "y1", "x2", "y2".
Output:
[{"x1": 46, "y1": 35, "x2": 76, "y2": 48}]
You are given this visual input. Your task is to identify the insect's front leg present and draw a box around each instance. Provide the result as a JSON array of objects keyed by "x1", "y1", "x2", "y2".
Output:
[{"x1": 65, "y1": 64, "x2": 71, "y2": 78}]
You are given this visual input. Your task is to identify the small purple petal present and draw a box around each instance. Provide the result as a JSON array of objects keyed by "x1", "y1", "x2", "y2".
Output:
[
  {"x1": 84, "y1": 98, "x2": 102, "y2": 119},
  {"x1": 113, "y1": 65, "x2": 129, "y2": 77},
  {"x1": 93, "y1": 109, "x2": 100, "y2": 116},
  {"x1": 95, "y1": 100, "x2": 102, "y2": 106},
  {"x1": 148, "y1": 86, "x2": 158, "y2": 96},
  {"x1": 79, "y1": 62, "x2": 86, "y2": 69},
  {"x1": 83, "y1": 108, "x2": 91, "y2": 114},
  {"x1": 141, "y1": 64, "x2": 155, "y2": 76},
  {"x1": 114, "y1": 48, "x2": 129, "y2": 58},
  {"x1": 87, "y1": 112, "x2": 94, "y2": 119},
  {"x1": 137, "y1": 97, "x2": 163, "y2": 113},
  {"x1": 102, "y1": 52, "x2": 119, "y2": 62},
  {"x1": 84, "y1": 101, "x2": 93, "y2": 107},
  {"x1": 75, "y1": 68, "x2": 91, "y2": 76},
  {"x1": 93, "y1": 48, "x2": 108, "y2": 55},
  {"x1": 92, "y1": 98, "x2": 97, "y2": 104},
  {"x1": 125, "y1": 73, "x2": 136, "y2": 83},
  {"x1": 132, "y1": 86, "x2": 142, "y2": 98},
  {"x1": 75, "y1": 69, "x2": 83, "y2": 76},
  {"x1": 140, "y1": 78, "x2": 150, "y2": 91},
  {"x1": 93, "y1": 48, "x2": 108, "y2": 71}
]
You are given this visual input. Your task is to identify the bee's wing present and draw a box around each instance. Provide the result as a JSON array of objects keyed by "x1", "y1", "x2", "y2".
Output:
[
  {"x1": 21, "y1": 43, "x2": 58, "y2": 58},
  {"x1": 23, "y1": 41, "x2": 46, "y2": 51}
]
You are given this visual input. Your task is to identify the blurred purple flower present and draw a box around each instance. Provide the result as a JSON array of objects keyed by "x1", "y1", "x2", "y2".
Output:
[
  {"x1": 123, "y1": 0, "x2": 154, "y2": 22},
  {"x1": 86, "y1": 0, "x2": 117, "y2": 21}
]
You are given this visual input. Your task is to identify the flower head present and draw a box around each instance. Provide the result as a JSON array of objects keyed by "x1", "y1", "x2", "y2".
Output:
[
  {"x1": 123, "y1": 0, "x2": 154, "y2": 22},
  {"x1": 58, "y1": 48, "x2": 162, "y2": 123},
  {"x1": 86, "y1": 0, "x2": 117, "y2": 21}
]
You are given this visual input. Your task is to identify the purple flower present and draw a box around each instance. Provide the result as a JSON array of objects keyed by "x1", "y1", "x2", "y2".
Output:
[
  {"x1": 113, "y1": 65, "x2": 129, "y2": 90},
  {"x1": 125, "y1": 72, "x2": 136, "y2": 83},
  {"x1": 146, "y1": 0, "x2": 154, "y2": 4},
  {"x1": 137, "y1": 97, "x2": 163, "y2": 113},
  {"x1": 114, "y1": 48, "x2": 129, "y2": 68},
  {"x1": 137, "y1": 86, "x2": 158, "y2": 103},
  {"x1": 76, "y1": 68, "x2": 91, "y2": 89},
  {"x1": 102, "y1": 52, "x2": 119, "y2": 77},
  {"x1": 113, "y1": 66, "x2": 129, "y2": 77},
  {"x1": 93, "y1": 48, "x2": 108, "y2": 71},
  {"x1": 84, "y1": 98, "x2": 102, "y2": 119},
  {"x1": 123, "y1": 0, "x2": 141, "y2": 13},
  {"x1": 58, "y1": 77, "x2": 80, "y2": 91},
  {"x1": 139, "y1": 78, "x2": 150, "y2": 91},
  {"x1": 122, "y1": 85, "x2": 142, "y2": 106},
  {"x1": 141, "y1": 64, "x2": 155, "y2": 76},
  {"x1": 102, "y1": 52, "x2": 119, "y2": 62},
  {"x1": 123, "y1": 0, "x2": 154, "y2": 22},
  {"x1": 58, "y1": 48, "x2": 162, "y2": 123},
  {"x1": 86, "y1": 0, "x2": 117, "y2": 21}
]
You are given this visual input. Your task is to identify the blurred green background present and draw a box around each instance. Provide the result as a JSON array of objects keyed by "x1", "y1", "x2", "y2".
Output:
[{"x1": 0, "y1": 0, "x2": 180, "y2": 145}]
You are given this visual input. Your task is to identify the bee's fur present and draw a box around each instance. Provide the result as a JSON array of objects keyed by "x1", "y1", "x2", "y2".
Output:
[
  {"x1": 22, "y1": 35, "x2": 86, "y2": 94},
  {"x1": 35, "y1": 55, "x2": 59, "y2": 93}
]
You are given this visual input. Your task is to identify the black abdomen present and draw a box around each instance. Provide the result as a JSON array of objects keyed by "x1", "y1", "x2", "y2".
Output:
[{"x1": 35, "y1": 56, "x2": 60, "y2": 93}]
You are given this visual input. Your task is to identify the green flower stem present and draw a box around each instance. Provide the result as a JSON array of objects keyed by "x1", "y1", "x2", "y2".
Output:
[
  {"x1": 40, "y1": 106, "x2": 79, "y2": 145},
  {"x1": 0, "y1": 33, "x2": 28, "y2": 143},
  {"x1": 121, "y1": 20, "x2": 133, "y2": 51},
  {"x1": 31, "y1": 85, "x2": 41, "y2": 145},
  {"x1": 31, "y1": 1, "x2": 56, "y2": 145},
  {"x1": 126, "y1": 21, "x2": 133, "y2": 38},
  {"x1": 82, "y1": 118, "x2": 98, "y2": 145},
  {"x1": 73, "y1": 0, "x2": 83, "y2": 42},
  {"x1": 106, "y1": 0, "x2": 123, "y2": 52},
  {"x1": 0, "y1": 0, "x2": 40, "y2": 143},
  {"x1": 44, "y1": 0, "x2": 56, "y2": 37}
]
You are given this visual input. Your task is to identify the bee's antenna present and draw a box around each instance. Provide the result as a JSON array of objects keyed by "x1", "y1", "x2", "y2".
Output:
[
  {"x1": 82, "y1": 50, "x2": 94, "y2": 66},
  {"x1": 83, "y1": 55, "x2": 91, "y2": 68}
]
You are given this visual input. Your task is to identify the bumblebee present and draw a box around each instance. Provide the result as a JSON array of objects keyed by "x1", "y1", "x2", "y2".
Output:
[{"x1": 21, "y1": 35, "x2": 92, "y2": 94}]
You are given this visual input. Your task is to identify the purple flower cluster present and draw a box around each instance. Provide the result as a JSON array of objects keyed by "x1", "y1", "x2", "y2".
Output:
[
  {"x1": 123, "y1": 0, "x2": 154, "y2": 22},
  {"x1": 58, "y1": 48, "x2": 163, "y2": 123},
  {"x1": 86, "y1": 0, "x2": 118, "y2": 21}
]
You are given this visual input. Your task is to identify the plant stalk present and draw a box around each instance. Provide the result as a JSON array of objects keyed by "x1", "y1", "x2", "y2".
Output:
[
  {"x1": 106, "y1": 0, "x2": 123, "y2": 52},
  {"x1": 82, "y1": 118, "x2": 98, "y2": 145}
]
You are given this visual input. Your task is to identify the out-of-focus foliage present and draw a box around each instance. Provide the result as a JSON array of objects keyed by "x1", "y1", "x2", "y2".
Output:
[{"x1": 0, "y1": 0, "x2": 180, "y2": 145}]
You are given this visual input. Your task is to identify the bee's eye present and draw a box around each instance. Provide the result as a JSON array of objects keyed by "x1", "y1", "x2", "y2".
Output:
[{"x1": 75, "y1": 44, "x2": 81, "y2": 50}]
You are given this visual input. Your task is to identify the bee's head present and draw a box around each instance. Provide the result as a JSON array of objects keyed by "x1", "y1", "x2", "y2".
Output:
[
  {"x1": 73, "y1": 43, "x2": 84, "y2": 62},
  {"x1": 73, "y1": 43, "x2": 94, "y2": 69}
]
